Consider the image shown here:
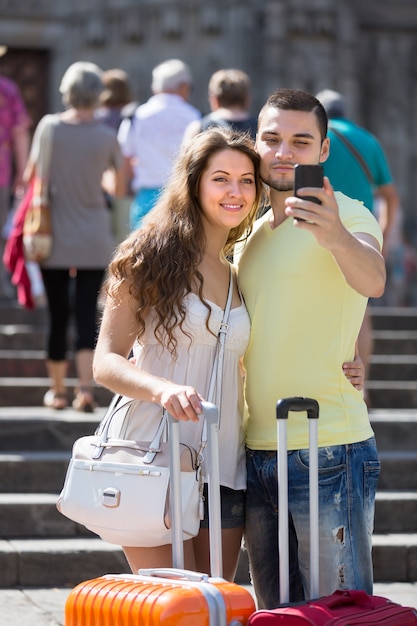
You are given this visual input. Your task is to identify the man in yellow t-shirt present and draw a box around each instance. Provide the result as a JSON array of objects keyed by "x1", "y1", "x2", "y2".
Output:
[{"x1": 237, "y1": 88, "x2": 385, "y2": 609}]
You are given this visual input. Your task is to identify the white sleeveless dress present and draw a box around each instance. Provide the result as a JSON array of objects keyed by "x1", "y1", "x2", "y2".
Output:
[{"x1": 130, "y1": 292, "x2": 251, "y2": 490}]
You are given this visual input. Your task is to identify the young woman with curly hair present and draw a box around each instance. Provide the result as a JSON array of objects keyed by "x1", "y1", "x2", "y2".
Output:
[{"x1": 93, "y1": 127, "x2": 264, "y2": 580}]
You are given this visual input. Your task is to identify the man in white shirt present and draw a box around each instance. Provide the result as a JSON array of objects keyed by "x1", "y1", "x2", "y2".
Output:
[{"x1": 118, "y1": 59, "x2": 201, "y2": 230}]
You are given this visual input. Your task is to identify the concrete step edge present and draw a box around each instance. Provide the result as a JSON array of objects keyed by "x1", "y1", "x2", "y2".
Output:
[{"x1": 0, "y1": 533, "x2": 415, "y2": 551}]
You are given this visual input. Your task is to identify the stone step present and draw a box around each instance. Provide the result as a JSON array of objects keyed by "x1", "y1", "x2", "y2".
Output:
[
  {"x1": 0, "y1": 349, "x2": 77, "y2": 378},
  {"x1": 375, "y1": 492, "x2": 417, "y2": 534},
  {"x1": 0, "y1": 377, "x2": 113, "y2": 407},
  {"x1": 0, "y1": 534, "x2": 415, "y2": 588},
  {"x1": 0, "y1": 538, "x2": 128, "y2": 588},
  {"x1": 371, "y1": 410, "x2": 417, "y2": 452},
  {"x1": 0, "y1": 493, "x2": 94, "y2": 538},
  {"x1": 237, "y1": 534, "x2": 417, "y2": 585},
  {"x1": 372, "y1": 534, "x2": 417, "y2": 583},
  {"x1": 0, "y1": 408, "x2": 413, "y2": 452},
  {"x1": 367, "y1": 380, "x2": 417, "y2": 408},
  {"x1": 0, "y1": 450, "x2": 415, "y2": 496},
  {"x1": 0, "y1": 304, "x2": 47, "y2": 327},
  {"x1": 369, "y1": 355, "x2": 417, "y2": 380},
  {"x1": 371, "y1": 306, "x2": 417, "y2": 331},
  {"x1": 0, "y1": 489, "x2": 414, "y2": 538},
  {"x1": 373, "y1": 330, "x2": 417, "y2": 355},
  {"x1": 4, "y1": 346, "x2": 417, "y2": 380},
  {"x1": 1, "y1": 376, "x2": 416, "y2": 408},
  {"x1": 0, "y1": 409, "x2": 105, "y2": 452},
  {"x1": 2, "y1": 328, "x2": 416, "y2": 359},
  {"x1": 0, "y1": 451, "x2": 70, "y2": 493},
  {"x1": 0, "y1": 325, "x2": 46, "y2": 350},
  {"x1": 0, "y1": 304, "x2": 413, "y2": 330},
  {"x1": 377, "y1": 451, "x2": 417, "y2": 490}
]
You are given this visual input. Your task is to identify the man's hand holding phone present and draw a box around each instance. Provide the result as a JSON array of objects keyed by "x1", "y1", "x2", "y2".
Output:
[
  {"x1": 292, "y1": 164, "x2": 323, "y2": 222},
  {"x1": 285, "y1": 164, "x2": 349, "y2": 251}
]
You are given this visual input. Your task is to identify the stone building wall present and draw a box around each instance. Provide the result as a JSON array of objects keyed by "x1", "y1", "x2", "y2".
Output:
[{"x1": 0, "y1": 0, "x2": 416, "y2": 242}]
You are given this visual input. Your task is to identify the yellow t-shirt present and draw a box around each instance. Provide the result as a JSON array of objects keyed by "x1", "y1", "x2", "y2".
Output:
[{"x1": 237, "y1": 192, "x2": 383, "y2": 451}]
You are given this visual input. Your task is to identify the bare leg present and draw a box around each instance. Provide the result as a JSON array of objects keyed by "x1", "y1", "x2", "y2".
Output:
[
  {"x1": 73, "y1": 348, "x2": 97, "y2": 412},
  {"x1": 44, "y1": 359, "x2": 68, "y2": 409},
  {"x1": 123, "y1": 539, "x2": 196, "y2": 574},
  {"x1": 192, "y1": 526, "x2": 243, "y2": 581}
]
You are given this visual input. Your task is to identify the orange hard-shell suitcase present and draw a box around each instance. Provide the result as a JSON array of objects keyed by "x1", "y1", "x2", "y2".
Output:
[
  {"x1": 65, "y1": 571, "x2": 255, "y2": 626},
  {"x1": 64, "y1": 402, "x2": 256, "y2": 626}
]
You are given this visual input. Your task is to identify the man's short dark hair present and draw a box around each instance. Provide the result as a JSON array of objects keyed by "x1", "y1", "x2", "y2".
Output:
[{"x1": 259, "y1": 88, "x2": 328, "y2": 142}]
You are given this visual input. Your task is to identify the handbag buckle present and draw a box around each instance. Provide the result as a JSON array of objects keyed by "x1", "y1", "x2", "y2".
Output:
[{"x1": 102, "y1": 487, "x2": 120, "y2": 508}]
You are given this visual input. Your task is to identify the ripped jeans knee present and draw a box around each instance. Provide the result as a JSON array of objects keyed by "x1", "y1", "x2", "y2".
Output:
[{"x1": 288, "y1": 438, "x2": 380, "y2": 597}]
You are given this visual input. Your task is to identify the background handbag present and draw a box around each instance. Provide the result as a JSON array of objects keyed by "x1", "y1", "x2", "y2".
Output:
[
  {"x1": 23, "y1": 116, "x2": 56, "y2": 262},
  {"x1": 57, "y1": 399, "x2": 202, "y2": 547}
]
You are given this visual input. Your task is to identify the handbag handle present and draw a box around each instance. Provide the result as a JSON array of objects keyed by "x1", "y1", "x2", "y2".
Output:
[{"x1": 92, "y1": 394, "x2": 166, "y2": 462}]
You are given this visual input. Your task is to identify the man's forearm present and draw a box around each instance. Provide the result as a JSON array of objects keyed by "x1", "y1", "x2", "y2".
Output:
[{"x1": 331, "y1": 231, "x2": 386, "y2": 298}]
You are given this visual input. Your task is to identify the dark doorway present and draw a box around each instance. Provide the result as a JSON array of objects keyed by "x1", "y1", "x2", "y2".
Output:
[{"x1": 0, "y1": 47, "x2": 50, "y2": 134}]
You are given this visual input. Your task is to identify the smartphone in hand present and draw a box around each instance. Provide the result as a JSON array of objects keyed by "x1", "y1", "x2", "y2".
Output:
[{"x1": 294, "y1": 164, "x2": 323, "y2": 205}]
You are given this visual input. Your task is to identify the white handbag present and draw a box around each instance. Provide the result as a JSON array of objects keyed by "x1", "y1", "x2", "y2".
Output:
[{"x1": 57, "y1": 401, "x2": 201, "y2": 547}]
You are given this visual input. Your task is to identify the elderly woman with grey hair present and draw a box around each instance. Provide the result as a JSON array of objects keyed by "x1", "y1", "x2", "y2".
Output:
[{"x1": 24, "y1": 61, "x2": 125, "y2": 411}]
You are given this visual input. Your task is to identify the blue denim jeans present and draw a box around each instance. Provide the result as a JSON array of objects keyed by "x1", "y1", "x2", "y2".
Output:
[{"x1": 244, "y1": 438, "x2": 380, "y2": 609}]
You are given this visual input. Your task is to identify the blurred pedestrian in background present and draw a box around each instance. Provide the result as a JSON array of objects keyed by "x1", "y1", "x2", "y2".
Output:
[
  {"x1": 117, "y1": 58, "x2": 201, "y2": 230},
  {"x1": 0, "y1": 73, "x2": 31, "y2": 300},
  {"x1": 183, "y1": 68, "x2": 257, "y2": 144},
  {"x1": 95, "y1": 68, "x2": 135, "y2": 132},
  {"x1": 97, "y1": 68, "x2": 137, "y2": 243},
  {"x1": 316, "y1": 89, "x2": 399, "y2": 404},
  {"x1": 25, "y1": 61, "x2": 124, "y2": 411}
]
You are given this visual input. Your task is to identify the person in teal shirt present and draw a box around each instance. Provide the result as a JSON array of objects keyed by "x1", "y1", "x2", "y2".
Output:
[
  {"x1": 316, "y1": 89, "x2": 399, "y2": 405},
  {"x1": 316, "y1": 89, "x2": 398, "y2": 235}
]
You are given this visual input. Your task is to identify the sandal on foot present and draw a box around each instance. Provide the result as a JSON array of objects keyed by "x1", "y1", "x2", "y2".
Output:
[
  {"x1": 72, "y1": 388, "x2": 97, "y2": 413},
  {"x1": 43, "y1": 390, "x2": 68, "y2": 410}
]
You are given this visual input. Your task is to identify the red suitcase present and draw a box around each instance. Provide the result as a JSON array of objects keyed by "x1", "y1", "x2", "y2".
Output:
[
  {"x1": 65, "y1": 402, "x2": 256, "y2": 626},
  {"x1": 247, "y1": 397, "x2": 417, "y2": 626},
  {"x1": 250, "y1": 590, "x2": 417, "y2": 625}
]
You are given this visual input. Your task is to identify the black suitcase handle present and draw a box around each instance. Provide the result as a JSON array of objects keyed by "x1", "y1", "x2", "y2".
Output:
[{"x1": 276, "y1": 396, "x2": 319, "y2": 420}]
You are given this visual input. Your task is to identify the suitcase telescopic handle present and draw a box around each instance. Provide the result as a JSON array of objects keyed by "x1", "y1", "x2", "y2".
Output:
[
  {"x1": 167, "y1": 402, "x2": 222, "y2": 577},
  {"x1": 276, "y1": 396, "x2": 320, "y2": 603},
  {"x1": 276, "y1": 396, "x2": 319, "y2": 420},
  {"x1": 138, "y1": 568, "x2": 210, "y2": 582}
]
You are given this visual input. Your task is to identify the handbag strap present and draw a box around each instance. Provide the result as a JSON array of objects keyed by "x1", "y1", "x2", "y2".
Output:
[
  {"x1": 199, "y1": 267, "x2": 234, "y2": 453},
  {"x1": 329, "y1": 125, "x2": 374, "y2": 185},
  {"x1": 92, "y1": 393, "x2": 167, "y2": 462},
  {"x1": 207, "y1": 266, "x2": 234, "y2": 408}
]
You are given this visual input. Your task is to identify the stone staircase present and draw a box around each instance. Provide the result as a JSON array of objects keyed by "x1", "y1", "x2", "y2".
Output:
[{"x1": 0, "y1": 301, "x2": 416, "y2": 588}]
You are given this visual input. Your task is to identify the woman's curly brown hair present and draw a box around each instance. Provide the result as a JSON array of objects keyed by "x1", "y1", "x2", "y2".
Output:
[{"x1": 106, "y1": 127, "x2": 264, "y2": 357}]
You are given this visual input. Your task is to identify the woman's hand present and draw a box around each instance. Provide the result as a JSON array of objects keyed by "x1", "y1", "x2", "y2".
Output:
[
  {"x1": 127, "y1": 354, "x2": 203, "y2": 423},
  {"x1": 159, "y1": 383, "x2": 204, "y2": 423},
  {"x1": 343, "y1": 353, "x2": 365, "y2": 391}
]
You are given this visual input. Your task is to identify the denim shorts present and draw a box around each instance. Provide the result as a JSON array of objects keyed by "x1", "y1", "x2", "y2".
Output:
[{"x1": 200, "y1": 484, "x2": 245, "y2": 529}]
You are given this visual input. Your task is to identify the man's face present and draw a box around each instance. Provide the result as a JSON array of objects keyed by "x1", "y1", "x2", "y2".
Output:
[{"x1": 255, "y1": 106, "x2": 329, "y2": 192}]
